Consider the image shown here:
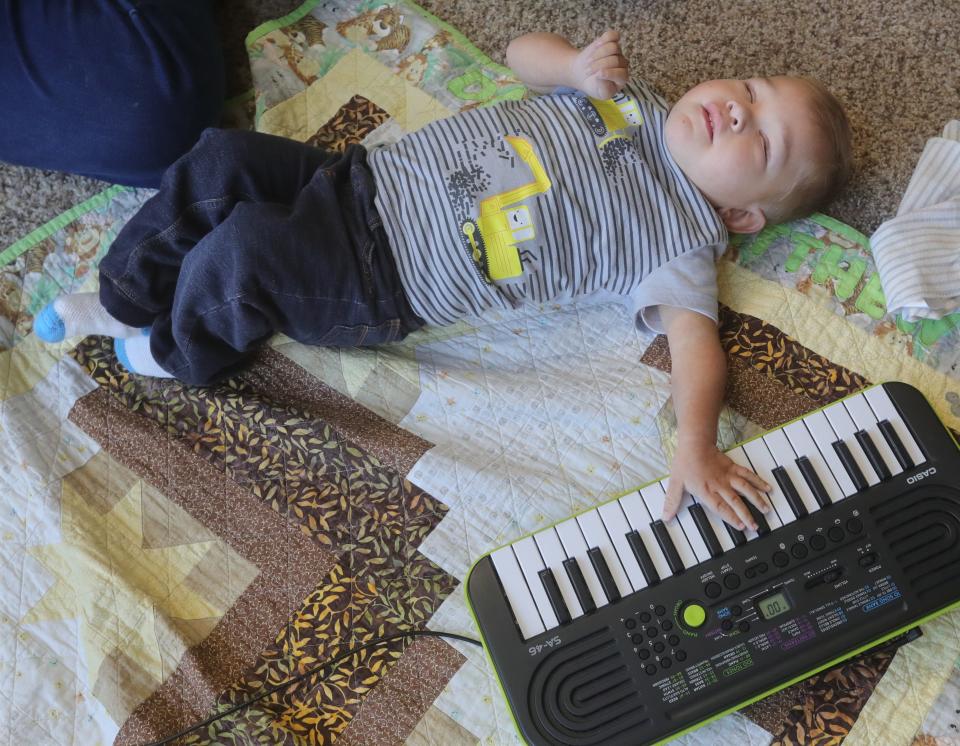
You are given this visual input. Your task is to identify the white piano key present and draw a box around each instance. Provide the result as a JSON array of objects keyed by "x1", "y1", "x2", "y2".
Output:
[
  {"x1": 619, "y1": 491, "x2": 673, "y2": 582},
  {"x1": 725, "y1": 446, "x2": 784, "y2": 529},
  {"x1": 534, "y1": 529, "x2": 584, "y2": 619},
  {"x1": 690, "y1": 493, "x2": 736, "y2": 553},
  {"x1": 639, "y1": 482, "x2": 698, "y2": 570},
  {"x1": 577, "y1": 509, "x2": 633, "y2": 598},
  {"x1": 555, "y1": 517, "x2": 608, "y2": 609},
  {"x1": 823, "y1": 400, "x2": 880, "y2": 486},
  {"x1": 738, "y1": 442, "x2": 798, "y2": 524},
  {"x1": 864, "y1": 386, "x2": 925, "y2": 468},
  {"x1": 802, "y1": 410, "x2": 857, "y2": 497},
  {"x1": 676, "y1": 494, "x2": 712, "y2": 562},
  {"x1": 764, "y1": 429, "x2": 822, "y2": 517},
  {"x1": 844, "y1": 393, "x2": 903, "y2": 476},
  {"x1": 597, "y1": 501, "x2": 648, "y2": 592},
  {"x1": 783, "y1": 419, "x2": 846, "y2": 504},
  {"x1": 511, "y1": 537, "x2": 560, "y2": 630},
  {"x1": 491, "y1": 546, "x2": 545, "y2": 640}
]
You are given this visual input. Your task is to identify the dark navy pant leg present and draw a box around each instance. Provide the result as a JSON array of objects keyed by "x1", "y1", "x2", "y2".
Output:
[
  {"x1": 0, "y1": 0, "x2": 224, "y2": 186},
  {"x1": 99, "y1": 129, "x2": 344, "y2": 326},
  {"x1": 146, "y1": 147, "x2": 422, "y2": 386}
]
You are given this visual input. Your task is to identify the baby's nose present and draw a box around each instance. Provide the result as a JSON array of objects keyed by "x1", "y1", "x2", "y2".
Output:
[{"x1": 727, "y1": 101, "x2": 747, "y2": 132}]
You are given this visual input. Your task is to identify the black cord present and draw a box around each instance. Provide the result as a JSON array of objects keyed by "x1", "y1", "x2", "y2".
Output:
[{"x1": 143, "y1": 630, "x2": 481, "y2": 746}]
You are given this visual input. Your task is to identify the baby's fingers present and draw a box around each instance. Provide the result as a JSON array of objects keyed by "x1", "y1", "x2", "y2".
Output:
[
  {"x1": 715, "y1": 486, "x2": 756, "y2": 530},
  {"x1": 702, "y1": 492, "x2": 745, "y2": 531},
  {"x1": 730, "y1": 475, "x2": 770, "y2": 513}
]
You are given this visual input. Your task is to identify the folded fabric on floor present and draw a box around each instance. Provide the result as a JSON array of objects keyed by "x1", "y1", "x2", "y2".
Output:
[{"x1": 871, "y1": 120, "x2": 960, "y2": 321}]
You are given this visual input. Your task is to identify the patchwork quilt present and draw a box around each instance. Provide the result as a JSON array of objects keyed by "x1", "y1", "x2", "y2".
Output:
[{"x1": 4, "y1": 1, "x2": 960, "y2": 744}]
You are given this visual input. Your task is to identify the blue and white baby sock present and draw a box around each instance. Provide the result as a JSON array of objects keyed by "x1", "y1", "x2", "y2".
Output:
[
  {"x1": 35, "y1": 292, "x2": 143, "y2": 342},
  {"x1": 114, "y1": 334, "x2": 174, "y2": 378}
]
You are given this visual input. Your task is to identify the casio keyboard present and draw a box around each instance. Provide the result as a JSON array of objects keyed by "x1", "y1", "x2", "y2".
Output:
[{"x1": 465, "y1": 382, "x2": 960, "y2": 745}]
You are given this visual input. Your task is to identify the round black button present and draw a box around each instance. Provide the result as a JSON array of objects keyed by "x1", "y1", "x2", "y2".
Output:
[
  {"x1": 757, "y1": 562, "x2": 769, "y2": 573},
  {"x1": 661, "y1": 620, "x2": 673, "y2": 631},
  {"x1": 640, "y1": 611, "x2": 652, "y2": 623},
  {"x1": 655, "y1": 604, "x2": 666, "y2": 616},
  {"x1": 810, "y1": 534, "x2": 827, "y2": 551},
  {"x1": 661, "y1": 657, "x2": 672, "y2": 668},
  {"x1": 744, "y1": 566, "x2": 756, "y2": 579},
  {"x1": 638, "y1": 648, "x2": 651, "y2": 660},
  {"x1": 676, "y1": 649, "x2": 687, "y2": 662},
  {"x1": 773, "y1": 551, "x2": 790, "y2": 568},
  {"x1": 828, "y1": 526, "x2": 844, "y2": 542},
  {"x1": 732, "y1": 604, "x2": 743, "y2": 617},
  {"x1": 654, "y1": 641, "x2": 665, "y2": 653},
  {"x1": 738, "y1": 620, "x2": 751, "y2": 633},
  {"x1": 705, "y1": 581, "x2": 722, "y2": 598},
  {"x1": 646, "y1": 626, "x2": 659, "y2": 637},
  {"x1": 625, "y1": 618, "x2": 637, "y2": 630},
  {"x1": 791, "y1": 543, "x2": 808, "y2": 559},
  {"x1": 723, "y1": 573, "x2": 741, "y2": 590},
  {"x1": 631, "y1": 634, "x2": 643, "y2": 644},
  {"x1": 846, "y1": 518, "x2": 864, "y2": 534},
  {"x1": 721, "y1": 619, "x2": 733, "y2": 631},
  {"x1": 668, "y1": 634, "x2": 680, "y2": 646},
  {"x1": 645, "y1": 664, "x2": 657, "y2": 675}
]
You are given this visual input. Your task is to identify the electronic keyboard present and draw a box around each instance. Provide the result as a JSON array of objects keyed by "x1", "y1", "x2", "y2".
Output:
[{"x1": 465, "y1": 382, "x2": 960, "y2": 745}]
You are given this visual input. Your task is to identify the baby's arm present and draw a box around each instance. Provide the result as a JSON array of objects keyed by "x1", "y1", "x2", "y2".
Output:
[
  {"x1": 658, "y1": 305, "x2": 772, "y2": 529},
  {"x1": 506, "y1": 30, "x2": 628, "y2": 98}
]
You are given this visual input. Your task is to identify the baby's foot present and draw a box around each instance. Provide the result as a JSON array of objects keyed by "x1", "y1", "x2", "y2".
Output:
[
  {"x1": 35, "y1": 292, "x2": 144, "y2": 342},
  {"x1": 114, "y1": 333, "x2": 174, "y2": 378}
]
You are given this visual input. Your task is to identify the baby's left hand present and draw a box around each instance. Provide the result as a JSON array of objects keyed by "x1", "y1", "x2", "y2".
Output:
[{"x1": 662, "y1": 440, "x2": 772, "y2": 530}]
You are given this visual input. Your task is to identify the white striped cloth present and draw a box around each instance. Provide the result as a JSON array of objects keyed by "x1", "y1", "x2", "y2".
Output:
[{"x1": 870, "y1": 120, "x2": 960, "y2": 321}]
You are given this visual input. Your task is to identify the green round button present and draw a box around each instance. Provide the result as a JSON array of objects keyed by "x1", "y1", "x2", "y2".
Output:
[{"x1": 682, "y1": 603, "x2": 707, "y2": 628}]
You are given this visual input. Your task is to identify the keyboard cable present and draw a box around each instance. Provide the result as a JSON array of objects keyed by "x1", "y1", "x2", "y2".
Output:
[{"x1": 143, "y1": 630, "x2": 481, "y2": 746}]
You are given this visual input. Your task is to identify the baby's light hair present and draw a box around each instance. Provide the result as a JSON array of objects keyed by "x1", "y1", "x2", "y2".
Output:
[{"x1": 764, "y1": 77, "x2": 853, "y2": 226}]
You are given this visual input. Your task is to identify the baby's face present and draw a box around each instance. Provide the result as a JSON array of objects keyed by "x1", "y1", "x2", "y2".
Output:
[{"x1": 664, "y1": 76, "x2": 819, "y2": 216}]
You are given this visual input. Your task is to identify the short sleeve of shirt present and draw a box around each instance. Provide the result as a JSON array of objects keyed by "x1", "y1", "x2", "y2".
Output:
[{"x1": 627, "y1": 246, "x2": 722, "y2": 333}]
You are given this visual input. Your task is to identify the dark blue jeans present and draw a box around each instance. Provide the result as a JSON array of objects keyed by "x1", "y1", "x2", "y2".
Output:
[
  {"x1": 0, "y1": 0, "x2": 223, "y2": 186},
  {"x1": 99, "y1": 129, "x2": 424, "y2": 385}
]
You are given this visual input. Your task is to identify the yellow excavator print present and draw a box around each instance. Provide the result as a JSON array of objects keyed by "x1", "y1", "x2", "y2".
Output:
[
  {"x1": 461, "y1": 135, "x2": 551, "y2": 284},
  {"x1": 574, "y1": 91, "x2": 644, "y2": 147}
]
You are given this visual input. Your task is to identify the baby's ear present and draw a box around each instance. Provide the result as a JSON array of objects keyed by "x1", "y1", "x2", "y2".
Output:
[{"x1": 718, "y1": 206, "x2": 766, "y2": 234}]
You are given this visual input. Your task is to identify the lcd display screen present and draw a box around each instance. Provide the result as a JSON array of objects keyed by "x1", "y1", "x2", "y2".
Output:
[{"x1": 757, "y1": 591, "x2": 791, "y2": 620}]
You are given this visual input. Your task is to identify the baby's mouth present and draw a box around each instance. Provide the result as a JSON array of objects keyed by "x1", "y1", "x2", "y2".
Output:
[{"x1": 701, "y1": 106, "x2": 714, "y2": 142}]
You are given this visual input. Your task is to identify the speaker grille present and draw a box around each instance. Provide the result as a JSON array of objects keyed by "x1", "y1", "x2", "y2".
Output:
[
  {"x1": 871, "y1": 485, "x2": 960, "y2": 598},
  {"x1": 528, "y1": 628, "x2": 648, "y2": 745}
]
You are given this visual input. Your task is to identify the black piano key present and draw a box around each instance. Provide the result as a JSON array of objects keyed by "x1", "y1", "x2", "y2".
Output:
[
  {"x1": 689, "y1": 503, "x2": 723, "y2": 558},
  {"x1": 746, "y1": 502, "x2": 770, "y2": 536},
  {"x1": 538, "y1": 568, "x2": 572, "y2": 625},
  {"x1": 833, "y1": 439, "x2": 868, "y2": 491},
  {"x1": 797, "y1": 456, "x2": 832, "y2": 508},
  {"x1": 626, "y1": 529, "x2": 661, "y2": 585},
  {"x1": 878, "y1": 419, "x2": 914, "y2": 470},
  {"x1": 651, "y1": 520, "x2": 685, "y2": 575},
  {"x1": 772, "y1": 465, "x2": 808, "y2": 518},
  {"x1": 587, "y1": 547, "x2": 621, "y2": 602},
  {"x1": 726, "y1": 523, "x2": 747, "y2": 547},
  {"x1": 855, "y1": 429, "x2": 892, "y2": 481},
  {"x1": 562, "y1": 557, "x2": 596, "y2": 614}
]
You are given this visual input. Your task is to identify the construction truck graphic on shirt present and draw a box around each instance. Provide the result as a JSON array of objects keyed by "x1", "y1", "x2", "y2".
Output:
[
  {"x1": 573, "y1": 91, "x2": 644, "y2": 148},
  {"x1": 445, "y1": 134, "x2": 553, "y2": 286},
  {"x1": 460, "y1": 135, "x2": 551, "y2": 284}
]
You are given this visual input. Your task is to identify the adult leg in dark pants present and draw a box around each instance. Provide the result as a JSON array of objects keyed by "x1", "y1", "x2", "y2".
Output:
[{"x1": 0, "y1": 0, "x2": 224, "y2": 186}]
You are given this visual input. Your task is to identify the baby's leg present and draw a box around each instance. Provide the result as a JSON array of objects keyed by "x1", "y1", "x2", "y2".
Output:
[{"x1": 97, "y1": 128, "x2": 345, "y2": 327}]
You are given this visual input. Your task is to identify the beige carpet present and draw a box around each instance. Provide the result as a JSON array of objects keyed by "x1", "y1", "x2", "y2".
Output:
[{"x1": 2, "y1": 0, "x2": 958, "y2": 254}]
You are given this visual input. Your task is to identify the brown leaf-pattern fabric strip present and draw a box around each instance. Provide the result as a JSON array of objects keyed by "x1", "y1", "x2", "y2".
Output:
[{"x1": 68, "y1": 338, "x2": 461, "y2": 745}]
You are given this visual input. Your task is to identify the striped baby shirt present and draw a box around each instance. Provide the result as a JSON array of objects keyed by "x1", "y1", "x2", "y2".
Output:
[
  {"x1": 366, "y1": 78, "x2": 727, "y2": 326},
  {"x1": 870, "y1": 120, "x2": 960, "y2": 321}
]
